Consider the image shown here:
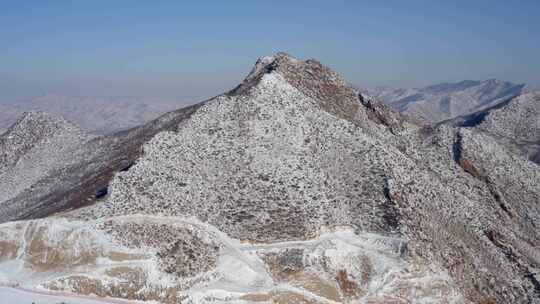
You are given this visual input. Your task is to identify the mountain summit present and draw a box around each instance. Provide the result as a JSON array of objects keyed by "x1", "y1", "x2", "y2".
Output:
[
  {"x1": 229, "y1": 52, "x2": 361, "y2": 122},
  {"x1": 0, "y1": 54, "x2": 538, "y2": 304}
]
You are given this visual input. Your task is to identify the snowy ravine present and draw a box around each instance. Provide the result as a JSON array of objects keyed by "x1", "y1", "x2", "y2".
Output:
[{"x1": 0, "y1": 53, "x2": 539, "y2": 304}]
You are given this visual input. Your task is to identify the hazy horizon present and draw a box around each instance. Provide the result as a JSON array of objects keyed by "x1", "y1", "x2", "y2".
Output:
[{"x1": 2, "y1": 1, "x2": 539, "y2": 102}]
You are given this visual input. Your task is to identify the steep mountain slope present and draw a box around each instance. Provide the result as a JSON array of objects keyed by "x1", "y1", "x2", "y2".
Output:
[
  {"x1": 367, "y1": 79, "x2": 526, "y2": 123},
  {"x1": 444, "y1": 91, "x2": 540, "y2": 164},
  {"x1": 0, "y1": 104, "x2": 203, "y2": 222},
  {"x1": 477, "y1": 91, "x2": 539, "y2": 143},
  {"x1": 0, "y1": 95, "x2": 182, "y2": 134},
  {"x1": 0, "y1": 53, "x2": 538, "y2": 304}
]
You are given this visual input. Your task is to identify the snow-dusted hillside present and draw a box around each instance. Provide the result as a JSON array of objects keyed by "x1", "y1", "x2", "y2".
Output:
[
  {"x1": 0, "y1": 103, "x2": 202, "y2": 223},
  {"x1": 444, "y1": 91, "x2": 540, "y2": 164},
  {"x1": 0, "y1": 95, "x2": 182, "y2": 134},
  {"x1": 479, "y1": 91, "x2": 540, "y2": 163},
  {"x1": 477, "y1": 91, "x2": 540, "y2": 143},
  {"x1": 0, "y1": 53, "x2": 538, "y2": 304},
  {"x1": 366, "y1": 79, "x2": 526, "y2": 123},
  {"x1": 0, "y1": 112, "x2": 92, "y2": 206}
]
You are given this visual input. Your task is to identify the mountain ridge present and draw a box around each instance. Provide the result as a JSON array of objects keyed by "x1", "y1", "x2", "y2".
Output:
[
  {"x1": 366, "y1": 79, "x2": 527, "y2": 123},
  {"x1": 442, "y1": 90, "x2": 540, "y2": 164}
]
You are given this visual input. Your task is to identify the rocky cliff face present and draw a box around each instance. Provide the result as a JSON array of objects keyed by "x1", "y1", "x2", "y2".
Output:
[
  {"x1": 0, "y1": 53, "x2": 538, "y2": 304},
  {"x1": 367, "y1": 79, "x2": 526, "y2": 123}
]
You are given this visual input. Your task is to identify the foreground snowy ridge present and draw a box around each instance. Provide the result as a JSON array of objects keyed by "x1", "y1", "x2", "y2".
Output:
[{"x1": 0, "y1": 216, "x2": 464, "y2": 303}]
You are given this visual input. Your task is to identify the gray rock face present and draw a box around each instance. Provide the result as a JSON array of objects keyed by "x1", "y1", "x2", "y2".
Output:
[
  {"x1": 0, "y1": 53, "x2": 538, "y2": 303},
  {"x1": 367, "y1": 79, "x2": 526, "y2": 123}
]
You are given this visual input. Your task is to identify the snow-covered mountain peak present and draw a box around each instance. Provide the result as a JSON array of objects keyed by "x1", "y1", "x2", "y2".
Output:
[
  {"x1": 0, "y1": 54, "x2": 539, "y2": 303},
  {"x1": 231, "y1": 52, "x2": 367, "y2": 125}
]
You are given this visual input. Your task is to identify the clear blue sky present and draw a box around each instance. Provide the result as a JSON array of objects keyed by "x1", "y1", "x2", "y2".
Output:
[{"x1": 1, "y1": 0, "x2": 539, "y2": 102}]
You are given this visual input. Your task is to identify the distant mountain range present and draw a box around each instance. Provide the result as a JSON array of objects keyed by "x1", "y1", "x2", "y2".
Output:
[
  {"x1": 0, "y1": 94, "x2": 183, "y2": 134},
  {"x1": 365, "y1": 79, "x2": 527, "y2": 123},
  {"x1": 1, "y1": 80, "x2": 531, "y2": 136}
]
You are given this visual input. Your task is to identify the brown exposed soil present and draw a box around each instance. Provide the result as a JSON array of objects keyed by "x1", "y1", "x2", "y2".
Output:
[
  {"x1": 26, "y1": 227, "x2": 99, "y2": 272},
  {"x1": 106, "y1": 251, "x2": 147, "y2": 262},
  {"x1": 0, "y1": 241, "x2": 19, "y2": 261},
  {"x1": 459, "y1": 158, "x2": 481, "y2": 178},
  {"x1": 47, "y1": 274, "x2": 181, "y2": 304},
  {"x1": 336, "y1": 269, "x2": 363, "y2": 299},
  {"x1": 240, "y1": 293, "x2": 272, "y2": 302},
  {"x1": 271, "y1": 290, "x2": 318, "y2": 304},
  {"x1": 359, "y1": 255, "x2": 373, "y2": 284},
  {"x1": 289, "y1": 271, "x2": 341, "y2": 302},
  {"x1": 241, "y1": 290, "x2": 321, "y2": 304}
]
